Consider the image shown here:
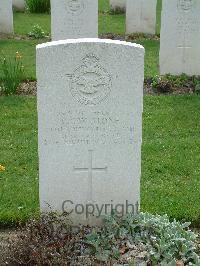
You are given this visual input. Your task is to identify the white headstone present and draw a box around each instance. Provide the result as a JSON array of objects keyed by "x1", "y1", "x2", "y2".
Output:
[
  {"x1": 160, "y1": 0, "x2": 200, "y2": 75},
  {"x1": 110, "y1": 0, "x2": 126, "y2": 11},
  {"x1": 13, "y1": 0, "x2": 25, "y2": 11},
  {"x1": 126, "y1": 0, "x2": 157, "y2": 35},
  {"x1": 37, "y1": 39, "x2": 144, "y2": 225},
  {"x1": 51, "y1": 0, "x2": 98, "y2": 41},
  {"x1": 0, "y1": 0, "x2": 13, "y2": 34}
]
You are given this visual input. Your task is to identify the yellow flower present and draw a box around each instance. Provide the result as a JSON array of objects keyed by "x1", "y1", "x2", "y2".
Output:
[
  {"x1": 16, "y1": 51, "x2": 22, "y2": 60},
  {"x1": 0, "y1": 165, "x2": 5, "y2": 171}
]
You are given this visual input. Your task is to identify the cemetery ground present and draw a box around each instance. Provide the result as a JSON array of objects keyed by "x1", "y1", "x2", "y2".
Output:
[
  {"x1": 0, "y1": 0, "x2": 200, "y2": 264},
  {"x1": 0, "y1": 0, "x2": 199, "y2": 226}
]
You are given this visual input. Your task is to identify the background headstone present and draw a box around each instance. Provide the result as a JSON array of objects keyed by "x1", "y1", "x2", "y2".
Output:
[
  {"x1": 110, "y1": 0, "x2": 126, "y2": 12},
  {"x1": 160, "y1": 0, "x2": 200, "y2": 75},
  {"x1": 13, "y1": 0, "x2": 25, "y2": 11},
  {"x1": 37, "y1": 39, "x2": 144, "y2": 225},
  {"x1": 0, "y1": 0, "x2": 13, "y2": 34},
  {"x1": 51, "y1": 0, "x2": 98, "y2": 41},
  {"x1": 126, "y1": 0, "x2": 157, "y2": 35}
]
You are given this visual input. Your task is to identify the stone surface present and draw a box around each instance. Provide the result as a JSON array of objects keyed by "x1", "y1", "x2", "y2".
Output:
[
  {"x1": 51, "y1": 0, "x2": 98, "y2": 41},
  {"x1": 126, "y1": 0, "x2": 157, "y2": 34},
  {"x1": 13, "y1": 0, "x2": 25, "y2": 11},
  {"x1": 37, "y1": 39, "x2": 144, "y2": 225},
  {"x1": 110, "y1": 0, "x2": 126, "y2": 11},
  {"x1": 160, "y1": 0, "x2": 200, "y2": 75},
  {"x1": 0, "y1": 0, "x2": 13, "y2": 34}
]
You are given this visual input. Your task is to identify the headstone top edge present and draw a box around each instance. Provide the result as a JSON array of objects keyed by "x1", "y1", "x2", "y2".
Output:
[{"x1": 36, "y1": 38, "x2": 145, "y2": 51}]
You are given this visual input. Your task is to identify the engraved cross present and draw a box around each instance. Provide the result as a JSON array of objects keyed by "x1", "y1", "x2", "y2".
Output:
[{"x1": 73, "y1": 150, "x2": 107, "y2": 202}]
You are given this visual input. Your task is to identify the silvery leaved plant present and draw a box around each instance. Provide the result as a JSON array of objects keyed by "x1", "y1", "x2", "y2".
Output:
[{"x1": 85, "y1": 212, "x2": 200, "y2": 265}]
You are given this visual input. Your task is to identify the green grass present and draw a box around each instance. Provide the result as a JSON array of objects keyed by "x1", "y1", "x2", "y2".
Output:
[
  {"x1": 99, "y1": 13, "x2": 125, "y2": 35},
  {"x1": 0, "y1": 96, "x2": 200, "y2": 226},
  {"x1": 0, "y1": 97, "x2": 38, "y2": 225},
  {"x1": 142, "y1": 96, "x2": 200, "y2": 225},
  {"x1": 156, "y1": 0, "x2": 162, "y2": 35},
  {"x1": 14, "y1": 12, "x2": 51, "y2": 35},
  {"x1": 140, "y1": 40, "x2": 160, "y2": 77},
  {"x1": 99, "y1": 0, "x2": 110, "y2": 12}
]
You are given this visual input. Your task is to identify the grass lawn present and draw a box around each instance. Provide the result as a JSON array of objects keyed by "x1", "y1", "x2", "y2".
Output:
[
  {"x1": 0, "y1": 97, "x2": 38, "y2": 225},
  {"x1": 0, "y1": 0, "x2": 162, "y2": 80},
  {"x1": 0, "y1": 96, "x2": 200, "y2": 227}
]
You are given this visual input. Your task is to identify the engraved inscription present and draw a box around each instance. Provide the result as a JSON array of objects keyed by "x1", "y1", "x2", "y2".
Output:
[
  {"x1": 74, "y1": 150, "x2": 107, "y2": 202},
  {"x1": 176, "y1": 16, "x2": 199, "y2": 44},
  {"x1": 178, "y1": 28, "x2": 192, "y2": 68},
  {"x1": 178, "y1": 0, "x2": 193, "y2": 11},
  {"x1": 62, "y1": 18, "x2": 94, "y2": 37},
  {"x1": 69, "y1": 54, "x2": 112, "y2": 106},
  {"x1": 176, "y1": 8, "x2": 200, "y2": 72},
  {"x1": 130, "y1": 0, "x2": 144, "y2": 27},
  {"x1": 66, "y1": 0, "x2": 84, "y2": 15},
  {"x1": 62, "y1": 19, "x2": 86, "y2": 37},
  {"x1": 43, "y1": 109, "x2": 135, "y2": 146}
]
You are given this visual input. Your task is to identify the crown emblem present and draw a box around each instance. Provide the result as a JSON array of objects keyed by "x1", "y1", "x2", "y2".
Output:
[
  {"x1": 178, "y1": 0, "x2": 193, "y2": 11},
  {"x1": 83, "y1": 54, "x2": 99, "y2": 67},
  {"x1": 69, "y1": 54, "x2": 112, "y2": 105},
  {"x1": 66, "y1": 0, "x2": 84, "y2": 15}
]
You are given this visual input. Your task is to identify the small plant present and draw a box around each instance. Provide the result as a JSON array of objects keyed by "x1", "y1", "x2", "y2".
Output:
[
  {"x1": 26, "y1": 0, "x2": 50, "y2": 13},
  {"x1": 6, "y1": 212, "x2": 75, "y2": 265},
  {"x1": 194, "y1": 84, "x2": 200, "y2": 95},
  {"x1": 85, "y1": 212, "x2": 200, "y2": 265},
  {"x1": 3, "y1": 212, "x2": 200, "y2": 265},
  {"x1": 0, "y1": 52, "x2": 25, "y2": 95},
  {"x1": 28, "y1": 24, "x2": 46, "y2": 39},
  {"x1": 0, "y1": 164, "x2": 5, "y2": 171},
  {"x1": 151, "y1": 75, "x2": 173, "y2": 93},
  {"x1": 193, "y1": 76, "x2": 200, "y2": 95},
  {"x1": 151, "y1": 74, "x2": 200, "y2": 94},
  {"x1": 109, "y1": 6, "x2": 125, "y2": 15}
]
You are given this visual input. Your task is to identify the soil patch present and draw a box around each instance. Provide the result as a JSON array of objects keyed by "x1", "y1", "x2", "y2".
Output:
[
  {"x1": 16, "y1": 81, "x2": 37, "y2": 96},
  {"x1": 0, "y1": 229, "x2": 19, "y2": 265},
  {"x1": 11, "y1": 80, "x2": 198, "y2": 97}
]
